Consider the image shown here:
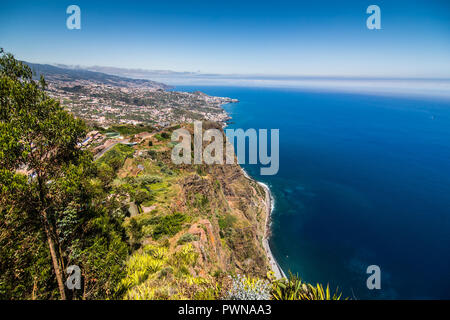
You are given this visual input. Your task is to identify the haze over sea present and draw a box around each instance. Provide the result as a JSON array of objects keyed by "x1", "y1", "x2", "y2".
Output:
[{"x1": 175, "y1": 84, "x2": 450, "y2": 299}]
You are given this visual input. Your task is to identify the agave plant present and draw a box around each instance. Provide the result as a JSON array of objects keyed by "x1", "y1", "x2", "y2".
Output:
[
  {"x1": 174, "y1": 243, "x2": 198, "y2": 267},
  {"x1": 120, "y1": 252, "x2": 165, "y2": 290},
  {"x1": 143, "y1": 244, "x2": 168, "y2": 260},
  {"x1": 271, "y1": 272, "x2": 345, "y2": 300},
  {"x1": 301, "y1": 283, "x2": 343, "y2": 300},
  {"x1": 271, "y1": 272, "x2": 307, "y2": 300}
]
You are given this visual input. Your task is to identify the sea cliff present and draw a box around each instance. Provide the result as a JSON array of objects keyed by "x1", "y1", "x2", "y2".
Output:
[{"x1": 101, "y1": 122, "x2": 277, "y2": 299}]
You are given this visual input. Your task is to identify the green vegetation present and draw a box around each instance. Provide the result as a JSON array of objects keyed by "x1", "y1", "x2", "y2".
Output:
[
  {"x1": 0, "y1": 50, "x2": 345, "y2": 301},
  {"x1": 153, "y1": 212, "x2": 187, "y2": 240},
  {"x1": 134, "y1": 189, "x2": 153, "y2": 205},
  {"x1": 120, "y1": 243, "x2": 214, "y2": 300},
  {"x1": 120, "y1": 245, "x2": 167, "y2": 290},
  {"x1": 105, "y1": 132, "x2": 120, "y2": 138},
  {"x1": 177, "y1": 233, "x2": 199, "y2": 245},
  {"x1": 271, "y1": 273, "x2": 344, "y2": 300},
  {"x1": 0, "y1": 50, "x2": 128, "y2": 300},
  {"x1": 156, "y1": 161, "x2": 173, "y2": 175},
  {"x1": 218, "y1": 214, "x2": 237, "y2": 230},
  {"x1": 97, "y1": 162, "x2": 115, "y2": 187},
  {"x1": 99, "y1": 144, "x2": 134, "y2": 171},
  {"x1": 154, "y1": 132, "x2": 170, "y2": 141},
  {"x1": 108, "y1": 124, "x2": 155, "y2": 136}
]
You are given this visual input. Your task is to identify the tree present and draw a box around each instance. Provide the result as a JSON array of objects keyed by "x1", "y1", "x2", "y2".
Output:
[
  {"x1": 0, "y1": 50, "x2": 130, "y2": 300},
  {"x1": 97, "y1": 162, "x2": 115, "y2": 187},
  {"x1": 0, "y1": 49, "x2": 89, "y2": 299}
]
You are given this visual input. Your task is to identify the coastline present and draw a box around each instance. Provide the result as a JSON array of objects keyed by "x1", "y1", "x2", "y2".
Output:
[
  {"x1": 240, "y1": 167, "x2": 286, "y2": 279},
  {"x1": 215, "y1": 93, "x2": 286, "y2": 279}
]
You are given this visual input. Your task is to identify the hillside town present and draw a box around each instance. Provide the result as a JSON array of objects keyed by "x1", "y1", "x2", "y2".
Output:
[{"x1": 45, "y1": 77, "x2": 238, "y2": 128}]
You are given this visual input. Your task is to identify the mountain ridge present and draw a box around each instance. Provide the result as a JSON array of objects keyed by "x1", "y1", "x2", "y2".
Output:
[{"x1": 24, "y1": 61, "x2": 172, "y2": 90}]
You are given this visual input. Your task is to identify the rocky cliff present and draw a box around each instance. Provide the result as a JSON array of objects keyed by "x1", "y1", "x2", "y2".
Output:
[{"x1": 97, "y1": 123, "x2": 271, "y2": 299}]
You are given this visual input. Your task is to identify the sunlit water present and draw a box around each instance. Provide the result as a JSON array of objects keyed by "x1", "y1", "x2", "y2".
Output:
[{"x1": 174, "y1": 85, "x2": 450, "y2": 299}]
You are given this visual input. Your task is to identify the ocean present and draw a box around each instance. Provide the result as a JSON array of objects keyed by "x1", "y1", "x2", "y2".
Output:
[{"x1": 174, "y1": 85, "x2": 450, "y2": 299}]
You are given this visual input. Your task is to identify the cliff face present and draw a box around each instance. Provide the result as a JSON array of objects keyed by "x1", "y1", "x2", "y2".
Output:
[
  {"x1": 177, "y1": 163, "x2": 269, "y2": 277},
  {"x1": 104, "y1": 123, "x2": 270, "y2": 299}
]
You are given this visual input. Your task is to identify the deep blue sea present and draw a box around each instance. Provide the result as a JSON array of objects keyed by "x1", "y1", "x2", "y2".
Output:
[{"x1": 175, "y1": 85, "x2": 450, "y2": 299}]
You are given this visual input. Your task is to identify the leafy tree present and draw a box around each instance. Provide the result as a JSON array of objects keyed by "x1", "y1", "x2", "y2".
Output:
[
  {"x1": 96, "y1": 162, "x2": 115, "y2": 187},
  {"x1": 0, "y1": 50, "x2": 128, "y2": 299},
  {"x1": 0, "y1": 49, "x2": 89, "y2": 298}
]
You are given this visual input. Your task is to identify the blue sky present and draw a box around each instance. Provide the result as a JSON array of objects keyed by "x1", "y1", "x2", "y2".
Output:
[{"x1": 1, "y1": 0, "x2": 449, "y2": 77}]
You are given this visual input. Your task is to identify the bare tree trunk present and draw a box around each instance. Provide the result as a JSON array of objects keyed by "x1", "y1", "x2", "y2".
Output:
[
  {"x1": 83, "y1": 276, "x2": 87, "y2": 300},
  {"x1": 32, "y1": 277, "x2": 37, "y2": 300},
  {"x1": 37, "y1": 176, "x2": 66, "y2": 300},
  {"x1": 42, "y1": 210, "x2": 66, "y2": 300}
]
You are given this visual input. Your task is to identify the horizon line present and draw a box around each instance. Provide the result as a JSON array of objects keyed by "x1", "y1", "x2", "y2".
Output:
[{"x1": 21, "y1": 59, "x2": 450, "y2": 81}]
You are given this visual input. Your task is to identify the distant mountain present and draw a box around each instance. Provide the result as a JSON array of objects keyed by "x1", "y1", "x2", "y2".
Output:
[
  {"x1": 67, "y1": 65, "x2": 198, "y2": 77},
  {"x1": 23, "y1": 62, "x2": 172, "y2": 90},
  {"x1": 55, "y1": 64, "x2": 204, "y2": 82}
]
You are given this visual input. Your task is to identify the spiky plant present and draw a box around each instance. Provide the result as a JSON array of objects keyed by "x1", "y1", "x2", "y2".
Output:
[
  {"x1": 271, "y1": 272, "x2": 307, "y2": 300},
  {"x1": 301, "y1": 283, "x2": 343, "y2": 300},
  {"x1": 271, "y1": 272, "x2": 345, "y2": 300}
]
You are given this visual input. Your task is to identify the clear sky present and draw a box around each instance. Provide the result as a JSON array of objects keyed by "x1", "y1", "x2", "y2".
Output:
[{"x1": 1, "y1": 0, "x2": 449, "y2": 77}]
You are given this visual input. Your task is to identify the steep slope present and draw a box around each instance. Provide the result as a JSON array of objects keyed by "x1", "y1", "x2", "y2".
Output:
[{"x1": 95, "y1": 123, "x2": 271, "y2": 299}]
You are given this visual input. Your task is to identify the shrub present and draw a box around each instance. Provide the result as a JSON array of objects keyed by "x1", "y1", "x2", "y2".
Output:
[
  {"x1": 100, "y1": 144, "x2": 134, "y2": 171},
  {"x1": 301, "y1": 283, "x2": 343, "y2": 300},
  {"x1": 158, "y1": 267, "x2": 173, "y2": 279},
  {"x1": 193, "y1": 193, "x2": 209, "y2": 210},
  {"x1": 136, "y1": 174, "x2": 161, "y2": 187},
  {"x1": 157, "y1": 162, "x2": 173, "y2": 175},
  {"x1": 128, "y1": 218, "x2": 143, "y2": 248},
  {"x1": 97, "y1": 162, "x2": 115, "y2": 187},
  {"x1": 153, "y1": 212, "x2": 187, "y2": 239},
  {"x1": 177, "y1": 233, "x2": 199, "y2": 245},
  {"x1": 271, "y1": 272, "x2": 306, "y2": 300},
  {"x1": 134, "y1": 189, "x2": 153, "y2": 204},
  {"x1": 161, "y1": 132, "x2": 170, "y2": 139},
  {"x1": 194, "y1": 288, "x2": 218, "y2": 300},
  {"x1": 218, "y1": 214, "x2": 237, "y2": 230},
  {"x1": 155, "y1": 133, "x2": 170, "y2": 141},
  {"x1": 173, "y1": 244, "x2": 198, "y2": 267},
  {"x1": 271, "y1": 273, "x2": 344, "y2": 300},
  {"x1": 121, "y1": 254, "x2": 164, "y2": 289},
  {"x1": 193, "y1": 283, "x2": 221, "y2": 300},
  {"x1": 143, "y1": 245, "x2": 168, "y2": 260}
]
